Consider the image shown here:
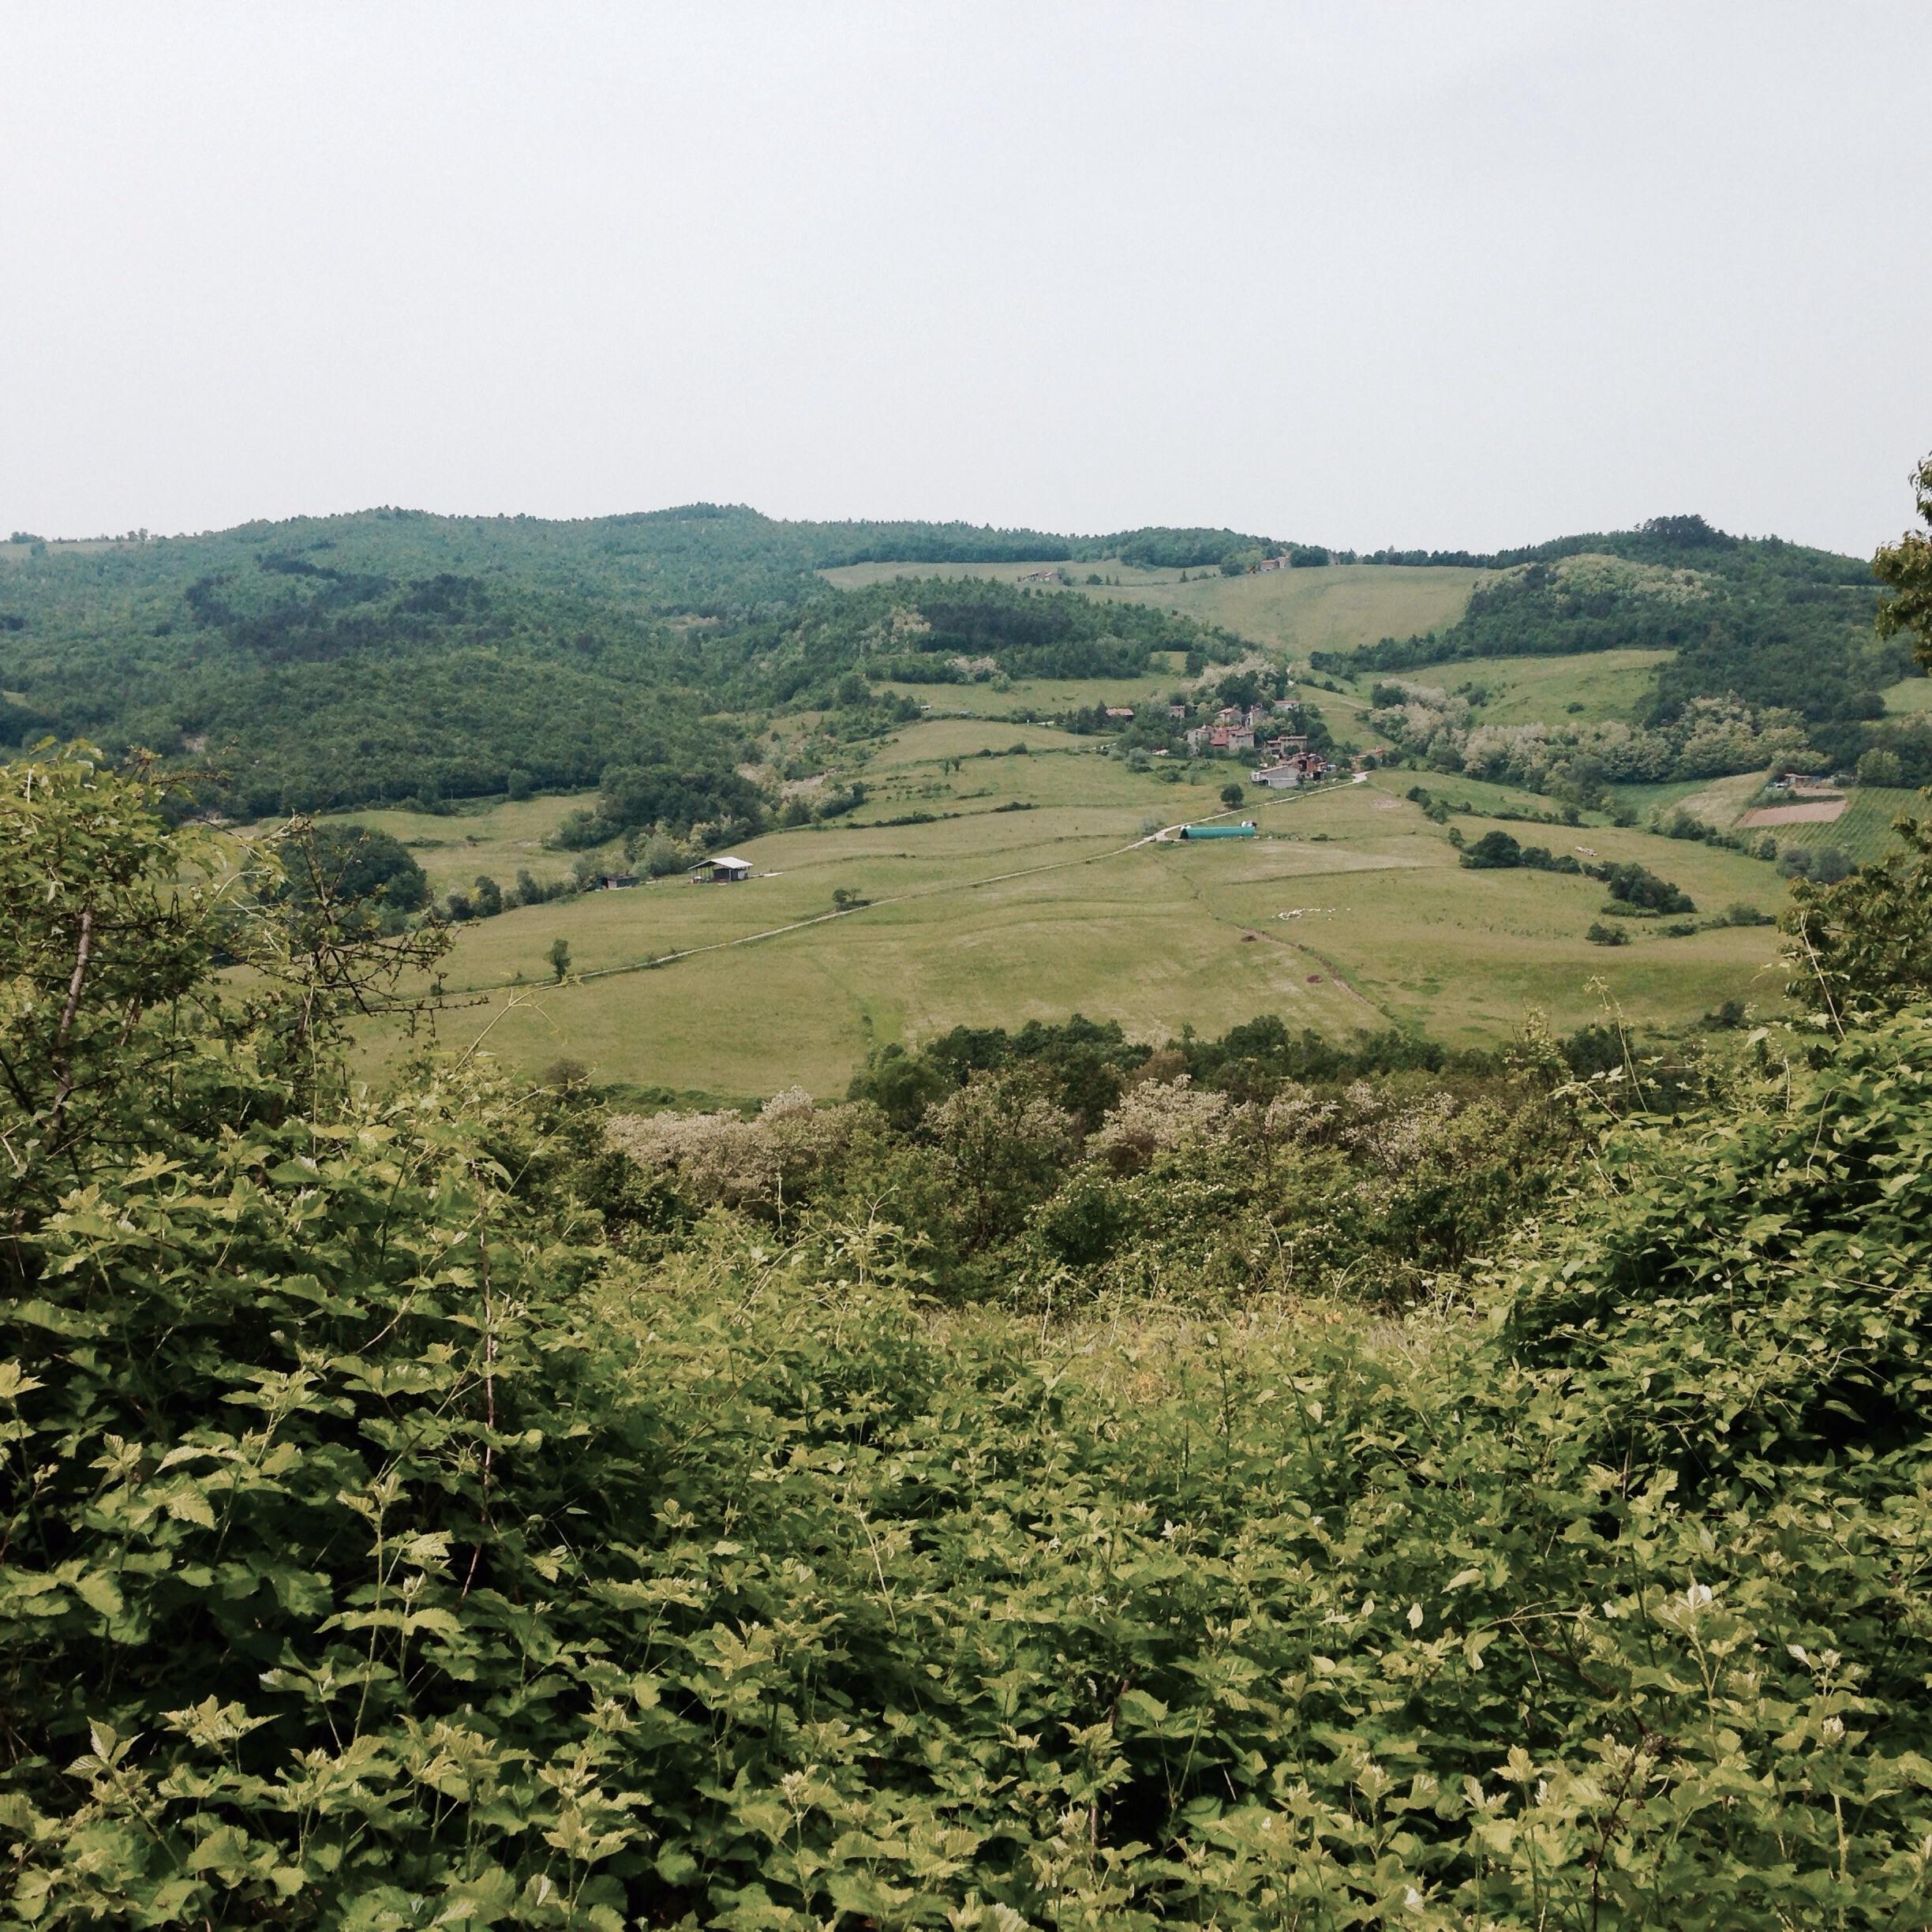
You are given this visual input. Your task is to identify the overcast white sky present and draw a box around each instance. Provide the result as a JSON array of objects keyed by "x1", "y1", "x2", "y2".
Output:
[{"x1": 4, "y1": 2, "x2": 1927, "y2": 554}]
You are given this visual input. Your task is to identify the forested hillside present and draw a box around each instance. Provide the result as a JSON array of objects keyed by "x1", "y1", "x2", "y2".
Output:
[
  {"x1": 2, "y1": 502, "x2": 1893, "y2": 816},
  {"x1": 1337, "y1": 515, "x2": 1908, "y2": 770},
  {"x1": 0, "y1": 509, "x2": 1245, "y2": 814}
]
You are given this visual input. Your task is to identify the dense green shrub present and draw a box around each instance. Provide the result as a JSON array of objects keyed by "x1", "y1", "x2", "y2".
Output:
[{"x1": 8, "y1": 748, "x2": 1932, "y2": 1927}]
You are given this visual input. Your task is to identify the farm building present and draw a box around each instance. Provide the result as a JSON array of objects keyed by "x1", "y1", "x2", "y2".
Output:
[
  {"x1": 1178, "y1": 821, "x2": 1257, "y2": 840},
  {"x1": 1251, "y1": 752, "x2": 1331, "y2": 788},
  {"x1": 689, "y1": 855, "x2": 754, "y2": 883}
]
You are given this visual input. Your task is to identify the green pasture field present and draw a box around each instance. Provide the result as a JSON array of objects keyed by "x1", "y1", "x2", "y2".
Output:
[
  {"x1": 1604, "y1": 778, "x2": 1720, "y2": 819},
  {"x1": 1882, "y1": 675, "x2": 1932, "y2": 713},
  {"x1": 1655, "y1": 773, "x2": 1766, "y2": 827},
  {"x1": 356, "y1": 718, "x2": 1794, "y2": 1096}
]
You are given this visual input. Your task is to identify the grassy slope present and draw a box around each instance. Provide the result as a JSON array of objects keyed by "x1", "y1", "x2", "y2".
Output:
[
  {"x1": 1375, "y1": 648, "x2": 1676, "y2": 723},
  {"x1": 337, "y1": 561, "x2": 1816, "y2": 1099},
  {"x1": 876, "y1": 666, "x2": 1191, "y2": 720},
  {"x1": 329, "y1": 795, "x2": 605, "y2": 897},
  {"x1": 1071, "y1": 564, "x2": 1492, "y2": 657},
  {"x1": 357, "y1": 717, "x2": 1790, "y2": 1097}
]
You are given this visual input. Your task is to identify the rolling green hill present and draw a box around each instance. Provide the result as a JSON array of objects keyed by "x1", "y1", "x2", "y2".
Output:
[{"x1": 5, "y1": 503, "x2": 1907, "y2": 817}]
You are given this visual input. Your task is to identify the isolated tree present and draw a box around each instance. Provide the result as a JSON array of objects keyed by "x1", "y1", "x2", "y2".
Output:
[
  {"x1": 1874, "y1": 451, "x2": 1932, "y2": 668},
  {"x1": 1858, "y1": 747, "x2": 1904, "y2": 788},
  {"x1": 1462, "y1": 829, "x2": 1522, "y2": 869},
  {"x1": 1219, "y1": 783, "x2": 1245, "y2": 809},
  {"x1": 547, "y1": 938, "x2": 571, "y2": 982},
  {"x1": 472, "y1": 874, "x2": 504, "y2": 917},
  {"x1": 282, "y1": 823, "x2": 428, "y2": 920}
]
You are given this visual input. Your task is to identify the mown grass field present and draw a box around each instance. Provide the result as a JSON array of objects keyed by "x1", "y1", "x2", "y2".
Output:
[
  {"x1": 876, "y1": 665, "x2": 1190, "y2": 720},
  {"x1": 1882, "y1": 674, "x2": 1932, "y2": 713},
  {"x1": 819, "y1": 559, "x2": 1181, "y2": 591},
  {"x1": 354, "y1": 712, "x2": 1792, "y2": 1099},
  {"x1": 821, "y1": 559, "x2": 1489, "y2": 659},
  {"x1": 1073, "y1": 563, "x2": 1492, "y2": 657}
]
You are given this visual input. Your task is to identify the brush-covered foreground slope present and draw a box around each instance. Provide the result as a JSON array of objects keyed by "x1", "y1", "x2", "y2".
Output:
[{"x1": 13, "y1": 746, "x2": 1932, "y2": 1928}]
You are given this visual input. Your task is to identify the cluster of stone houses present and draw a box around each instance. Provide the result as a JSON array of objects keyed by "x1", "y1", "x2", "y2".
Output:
[{"x1": 1181, "y1": 700, "x2": 1304, "y2": 759}]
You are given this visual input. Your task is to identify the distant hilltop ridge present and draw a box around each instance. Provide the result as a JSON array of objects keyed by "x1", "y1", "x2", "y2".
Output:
[
  {"x1": 0, "y1": 502, "x2": 1903, "y2": 821},
  {"x1": 3, "y1": 504, "x2": 1869, "y2": 579}
]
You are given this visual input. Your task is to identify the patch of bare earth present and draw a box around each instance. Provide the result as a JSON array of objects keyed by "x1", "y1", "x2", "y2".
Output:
[{"x1": 1739, "y1": 799, "x2": 1847, "y2": 827}]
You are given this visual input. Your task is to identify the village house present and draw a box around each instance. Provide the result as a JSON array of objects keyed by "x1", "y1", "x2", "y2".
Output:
[
  {"x1": 1226, "y1": 726, "x2": 1256, "y2": 751},
  {"x1": 688, "y1": 854, "x2": 754, "y2": 883},
  {"x1": 1167, "y1": 701, "x2": 1189, "y2": 721},
  {"x1": 1185, "y1": 724, "x2": 1214, "y2": 754},
  {"x1": 1104, "y1": 706, "x2": 1135, "y2": 721},
  {"x1": 1016, "y1": 566, "x2": 1063, "y2": 583}
]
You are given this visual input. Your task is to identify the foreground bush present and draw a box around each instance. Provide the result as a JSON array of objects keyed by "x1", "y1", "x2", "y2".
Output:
[{"x1": 6, "y1": 751, "x2": 1932, "y2": 1927}]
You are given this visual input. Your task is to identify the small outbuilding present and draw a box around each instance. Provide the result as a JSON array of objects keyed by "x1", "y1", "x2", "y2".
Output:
[{"x1": 689, "y1": 855, "x2": 754, "y2": 883}]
